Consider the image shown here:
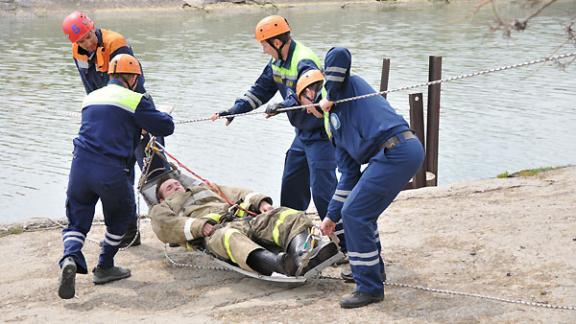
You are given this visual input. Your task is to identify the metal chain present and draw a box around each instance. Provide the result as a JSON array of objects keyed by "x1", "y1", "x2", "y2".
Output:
[
  {"x1": 163, "y1": 244, "x2": 231, "y2": 272},
  {"x1": 318, "y1": 273, "x2": 576, "y2": 311},
  {"x1": 175, "y1": 51, "x2": 576, "y2": 125}
]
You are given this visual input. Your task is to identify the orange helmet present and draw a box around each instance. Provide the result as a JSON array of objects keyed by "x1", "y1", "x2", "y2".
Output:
[
  {"x1": 62, "y1": 11, "x2": 94, "y2": 43},
  {"x1": 255, "y1": 15, "x2": 291, "y2": 42},
  {"x1": 296, "y1": 69, "x2": 324, "y2": 98},
  {"x1": 108, "y1": 54, "x2": 142, "y2": 75}
]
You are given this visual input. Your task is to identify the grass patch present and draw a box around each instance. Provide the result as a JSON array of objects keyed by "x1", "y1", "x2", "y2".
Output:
[{"x1": 497, "y1": 166, "x2": 565, "y2": 178}]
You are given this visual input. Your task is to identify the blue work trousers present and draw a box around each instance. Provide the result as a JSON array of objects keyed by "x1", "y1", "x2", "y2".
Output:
[
  {"x1": 59, "y1": 149, "x2": 136, "y2": 274},
  {"x1": 280, "y1": 136, "x2": 345, "y2": 248},
  {"x1": 343, "y1": 137, "x2": 424, "y2": 295}
]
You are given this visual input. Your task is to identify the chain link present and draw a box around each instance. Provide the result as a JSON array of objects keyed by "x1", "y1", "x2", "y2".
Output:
[
  {"x1": 318, "y1": 273, "x2": 576, "y2": 311},
  {"x1": 175, "y1": 51, "x2": 576, "y2": 125}
]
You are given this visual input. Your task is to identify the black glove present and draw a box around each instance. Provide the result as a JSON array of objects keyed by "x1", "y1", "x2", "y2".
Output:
[
  {"x1": 217, "y1": 110, "x2": 234, "y2": 125},
  {"x1": 264, "y1": 102, "x2": 285, "y2": 117}
]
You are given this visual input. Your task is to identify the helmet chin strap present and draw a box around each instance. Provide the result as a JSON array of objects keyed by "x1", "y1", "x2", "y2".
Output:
[{"x1": 268, "y1": 38, "x2": 287, "y2": 61}]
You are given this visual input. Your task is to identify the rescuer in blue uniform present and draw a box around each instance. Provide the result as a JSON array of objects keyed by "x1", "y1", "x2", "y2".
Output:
[
  {"x1": 296, "y1": 47, "x2": 424, "y2": 308},
  {"x1": 209, "y1": 16, "x2": 341, "y2": 245},
  {"x1": 62, "y1": 11, "x2": 169, "y2": 246},
  {"x1": 57, "y1": 54, "x2": 175, "y2": 299}
]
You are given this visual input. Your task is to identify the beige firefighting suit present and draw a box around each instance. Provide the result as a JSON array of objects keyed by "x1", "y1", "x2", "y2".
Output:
[{"x1": 149, "y1": 183, "x2": 312, "y2": 272}]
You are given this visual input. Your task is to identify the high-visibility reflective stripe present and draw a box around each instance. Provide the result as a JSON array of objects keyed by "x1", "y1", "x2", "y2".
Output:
[
  {"x1": 63, "y1": 237, "x2": 84, "y2": 244},
  {"x1": 242, "y1": 94, "x2": 258, "y2": 109},
  {"x1": 323, "y1": 111, "x2": 332, "y2": 140},
  {"x1": 273, "y1": 209, "x2": 300, "y2": 246},
  {"x1": 245, "y1": 91, "x2": 262, "y2": 107},
  {"x1": 76, "y1": 60, "x2": 90, "y2": 69},
  {"x1": 184, "y1": 218, "x2": 195, "y2": 241},
  {"x1": 334, "y1": 229, "x2": 345, "y2": 235},
  {"x1": 325, "y1": 75, "x2": 345, "y2": 82},
  {"x1": 270, "y1": 41, "x2": 321, "y2": 90},
  {"x1": 224, "y1": 229, "x2": 240, "y2": 264},
  {"x1": 63, "y1": 231, "x2": 86, "y2": 239},
  {"x1": 105, "y1": 231, "x2": 124, "y2": 240},
  {"x1": 103, "y1": 237, "x2": 121, "y2": 246},
  {"x1": 348, "y1": 250, "x2": 379, "y2": 258},
  {"x1": 235, "y1": 202, "x2": 251, "y2": 218},
  {"x1": 335, "y1": 189, "x2": 351, "y2": 196},
  {"x1": 325, "y1": 66, "x2": 348, "y2": 74},
  {"x1": 82, "y1": 84, "x2": 143, "y2": 112},
  {"x1": 350, "y1": 258, "x2": 380, "y2": 266},
  {"x1": 203, "y1": 213, "x2": 222, "y2": 223},
  {"x1": 332, "y1": 195, "x2": 347, "y2": 203}
]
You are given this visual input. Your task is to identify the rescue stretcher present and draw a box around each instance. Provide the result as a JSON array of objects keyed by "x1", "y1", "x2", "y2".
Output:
[{"x1": 139, "y1": 161, "x2": 345, "y2": 283}]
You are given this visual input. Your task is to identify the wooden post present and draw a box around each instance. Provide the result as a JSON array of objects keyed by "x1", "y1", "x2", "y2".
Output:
[
  {"x1": 426, "y1": 56, "x2": 442, "y2": 186},
  {"x1": 379, "y1": 58, "x2": 390, "y2": 99},
  {"x1": 409, "y1": 93, "x2": 426, "y2": 189}
]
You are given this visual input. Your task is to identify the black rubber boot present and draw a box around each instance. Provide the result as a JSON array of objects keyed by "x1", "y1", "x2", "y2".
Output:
[
  {"x1": 246, "y1": 249, "x2": 295, "y2": 276},
  {"x1": 58, "y1": 257, "x2": 77, "y2": 299},
  {"x1": 340, "y1": 291, "x2": 384, "y2": 309},
  {"x1": 341, "y1": 264, "x2": 386, "y2": 283},
  {"x1": 288, "y1": 232, "x2": 339, "y2": 276},
  {"x1": 93, "y1": 266, "x2": 131, "y2": 285}
]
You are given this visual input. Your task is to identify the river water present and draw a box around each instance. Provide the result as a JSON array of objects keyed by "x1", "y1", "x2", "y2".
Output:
[{"x1": 0, "y1": 1, "x2": 575, "y2": 223}]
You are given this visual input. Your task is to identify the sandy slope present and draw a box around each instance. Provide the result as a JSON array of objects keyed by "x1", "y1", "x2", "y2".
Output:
[{"x1": 1, "y1": 166, "x2": 575, "y2": 323}]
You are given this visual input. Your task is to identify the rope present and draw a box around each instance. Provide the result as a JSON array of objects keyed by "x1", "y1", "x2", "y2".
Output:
[{"x1": 175, "y1": 51, "x2": 576, "y2": 125}]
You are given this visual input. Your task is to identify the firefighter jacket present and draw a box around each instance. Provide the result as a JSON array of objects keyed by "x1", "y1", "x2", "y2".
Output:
[
  {"x1": 72, "y1": 28, "x2": 146, "y2": 94},
  {"x1": 228, "y1": 40, "x2": 326, "y2": 141},
  {"x1": 149, "y1": 184, "x2": 273, "y2": 245}
]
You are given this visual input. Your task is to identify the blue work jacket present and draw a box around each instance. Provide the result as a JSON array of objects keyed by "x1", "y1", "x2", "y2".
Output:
[
  {"x1": 229, "y1": 40, "x2": 326, "y2": 141},
  {"x1": 74, "y1": 80, "x2": 174, "y2": 165},
  {"x1": 323, "y1": 47, "x2": 410, "y2": 222}
]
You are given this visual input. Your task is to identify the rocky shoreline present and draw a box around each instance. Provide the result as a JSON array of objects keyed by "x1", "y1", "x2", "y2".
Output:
[{"x1": 0, "y1": 0, "x2": 389, "y2": 16}]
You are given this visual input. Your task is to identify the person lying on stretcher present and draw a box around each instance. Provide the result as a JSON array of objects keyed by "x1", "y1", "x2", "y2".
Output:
[{"x1": 149, "y1": 175, "x2": 340, "y2": 276}]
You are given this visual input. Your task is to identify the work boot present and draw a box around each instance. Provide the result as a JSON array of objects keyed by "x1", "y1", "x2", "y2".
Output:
[
  {"x1": 341, "y1": 264, "x2": 387, "y2": 282},
  {"x1": 118, "y1": 229, "x2": 141, "y2": 248},
  {"x1": 340, "y1": 291, "x2": 384, "y2": 309},
  {"x1": 246, "y1": 249, "x2": 296, "y2": 276},
  {"x1": 93, "y1": 266, "x2": 131, "y2": 285},
  {"x1": 58, "y1": 257, "x2": 77, "y2": 299},
  {"x1": 288, "y1": 232, "x2": 339, "y2": 276}
]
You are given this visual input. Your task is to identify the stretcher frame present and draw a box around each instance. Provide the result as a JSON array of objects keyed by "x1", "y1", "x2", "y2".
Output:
[{"x1": 139, "y1": 167, "x2": 344, "y2": 283}]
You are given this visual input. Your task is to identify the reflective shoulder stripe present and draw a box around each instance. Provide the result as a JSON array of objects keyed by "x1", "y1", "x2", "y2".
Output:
[
  {"x1": 82, "y1": 84, "x2": 143, "y2": 113},
  {"x1": 325, "y1": 66, "x2": 348, "y2": 74},
  {"x1": 224, "y1": 228, "x2": 241, "y2": 264},
  {"x1": 184, "y1": 218, "x2": 195, "y2": 241},
  {"x1": 273, "y1": 208, "x2": 300, "y2": 246}
]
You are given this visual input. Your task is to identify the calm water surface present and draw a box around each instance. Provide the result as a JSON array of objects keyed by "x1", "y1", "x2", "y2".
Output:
[{"x1": 0, "y1": 1, "x2": 575, "y2": 223}]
